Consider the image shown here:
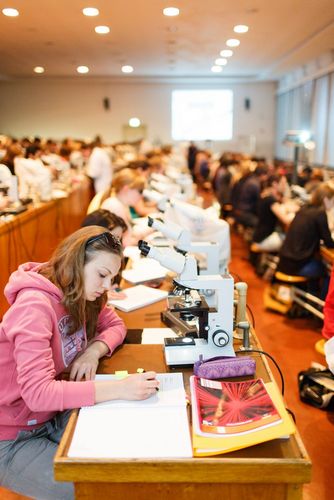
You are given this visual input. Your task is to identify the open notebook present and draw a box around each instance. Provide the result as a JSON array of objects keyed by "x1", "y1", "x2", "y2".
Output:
[
  {"x1": 68, "y1": 373, "x2": 192, "y2": 459},
  {"x1": 108, "y1": 284, "x2": 168, "y2": 312}
]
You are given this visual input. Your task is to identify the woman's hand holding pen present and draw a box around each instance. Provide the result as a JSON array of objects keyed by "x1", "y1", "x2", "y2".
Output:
[
  {"x1": 94, "y1": 371, "x2": 159, "y2": 403},
  {"x1": 118, "y1": 371, "x2": 159, "y2": 400}
]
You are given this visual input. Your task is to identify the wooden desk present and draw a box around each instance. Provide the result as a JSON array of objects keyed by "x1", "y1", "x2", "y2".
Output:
[
  {"x1": 55, "y1": 338, "x2": 311, "y2": 499},
  {"x1": 0, "y1": 178, "x2": 91, "y2": 318}
]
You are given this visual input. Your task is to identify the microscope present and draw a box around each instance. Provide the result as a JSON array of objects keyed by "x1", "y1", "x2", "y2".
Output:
[
  {"x1": 147, "y1": 216, "x2": 222, "y2": 275},
  {"x1": 138, "y1": 240, "x2": 235, "y2": 366}
]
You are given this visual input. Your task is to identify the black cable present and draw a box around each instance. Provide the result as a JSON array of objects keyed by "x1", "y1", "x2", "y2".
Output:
[
  {"x1": 285, "y1": 407, "x2": 296, "y2": 423},
  {"x1": 236, "y1": 348, "x2": 296, "y2": 421},
  {"x1": 237, "y1": 348, "x2": 285, "y2": 396}
]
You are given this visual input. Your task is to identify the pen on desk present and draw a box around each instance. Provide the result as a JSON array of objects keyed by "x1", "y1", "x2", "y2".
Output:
[{"x1": 137, "y1": 368, "x2": 159, "y2": 390}]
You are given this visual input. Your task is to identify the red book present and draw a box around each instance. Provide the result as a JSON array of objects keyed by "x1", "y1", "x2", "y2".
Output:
[{"x1": 192, "y1": 376, "x2": 281, "y2": 435}]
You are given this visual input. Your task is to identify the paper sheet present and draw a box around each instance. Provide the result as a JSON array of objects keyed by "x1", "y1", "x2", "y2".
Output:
[{"x1": 141, "y1": 327, "x2": 178, "y2": 344}]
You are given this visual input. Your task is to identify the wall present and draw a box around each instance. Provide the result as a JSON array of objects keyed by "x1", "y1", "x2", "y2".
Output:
[{"x1": 0, "y1": 77, "x2": 276, "y2": 159}]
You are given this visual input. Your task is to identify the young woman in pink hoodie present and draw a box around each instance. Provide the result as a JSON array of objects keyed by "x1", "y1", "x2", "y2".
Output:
[{"x1": 0, "y1": 226, "x2": 159, "y2": 499}]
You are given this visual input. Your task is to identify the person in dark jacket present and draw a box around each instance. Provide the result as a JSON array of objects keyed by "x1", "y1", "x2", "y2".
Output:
[{"x1": 277, "y1": 182, "x2": 334, "y2": 297}]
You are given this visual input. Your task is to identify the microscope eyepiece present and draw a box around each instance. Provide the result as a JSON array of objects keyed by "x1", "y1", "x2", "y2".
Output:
[
  {"x1": 138, "y1": 240, "x2": 150, "y2": 256},
  {"x1": 147, "y1": 216, "x2": 153, "y2": 227}
]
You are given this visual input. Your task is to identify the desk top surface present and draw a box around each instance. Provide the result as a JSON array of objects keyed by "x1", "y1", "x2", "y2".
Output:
[
  {"x1": 55, "y1": 340, "x2": 311, "y2": 485},
  {"x1": 55, "y1": 265, "x2": 311, "y2": 484}
]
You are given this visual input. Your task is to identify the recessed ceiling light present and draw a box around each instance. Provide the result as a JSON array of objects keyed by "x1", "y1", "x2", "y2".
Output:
[
  {"x1": 82, "y1": 7, "x2": 99, "y2": 16},
  {"x1": 220, "y1": 49, "x2": 233, "y2": 57},
  {"x1": 2, "y1": 8, "x2": 19, "y2": 17},
  {"x1": 95, "y1": 25, "x2": 110, "y2": 34},
  {"x1": 211, "y1": 65, "x2": 223, "y2": 73},
  {"x1": 215, "y1": 58, "x2": 227, "y2": 66},
  {"x1": 34, "y1": 66, "x2": 45, "y2": 74},
  {"x1": 234, "y1": 24, "x2": 249, "y2": 33},
  {"x1": 77, "y1": 66, "x2": 89, "y2": 74},
  {"x1": 163, "y1": 7, "x2": 180, "y2": 17},
  {"x1": 122, "y1": 65, "x2": 134, "y2": 73},
  {"x1": 226, "y1": 38, "x2": 240, "y2": 47},
  {"x1": 129, "y1": 117, "x2": 141, "y2": 127}
]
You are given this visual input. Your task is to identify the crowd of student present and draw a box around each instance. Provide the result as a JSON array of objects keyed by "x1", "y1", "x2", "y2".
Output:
[{"x1": 187, "y1": 146, "x2": 334, "y2": 299}]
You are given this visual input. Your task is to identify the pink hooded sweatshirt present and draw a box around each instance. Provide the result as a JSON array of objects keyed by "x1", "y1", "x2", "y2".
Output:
[{"x1": 0, "y1": 262, "x2": 126, "y2": 440}]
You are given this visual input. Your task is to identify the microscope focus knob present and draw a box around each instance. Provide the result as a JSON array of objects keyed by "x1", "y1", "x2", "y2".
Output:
[{"x1": 212, "y1": 330, "x2": 229, "y2": 347}]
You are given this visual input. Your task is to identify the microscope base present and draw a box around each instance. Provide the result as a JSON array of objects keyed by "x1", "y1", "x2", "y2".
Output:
[{"x1": 164, "y1": 338, "x2": 235, "y2": 366}]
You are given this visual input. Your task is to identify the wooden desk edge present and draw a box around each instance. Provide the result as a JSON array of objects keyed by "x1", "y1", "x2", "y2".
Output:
[{"x1": 54, "y1": 409, "x2": 311, "y2": 485}]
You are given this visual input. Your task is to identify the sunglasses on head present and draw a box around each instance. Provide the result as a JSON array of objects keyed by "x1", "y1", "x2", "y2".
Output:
[{"x1": 85, "y1": 231, "x2": 121, "y2": 249}]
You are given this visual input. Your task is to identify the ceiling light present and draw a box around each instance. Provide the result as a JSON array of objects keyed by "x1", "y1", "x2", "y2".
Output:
[
  {"x1": 122, "y1": 65, "x2": 134, "y2": 73},
  {"x1": 82, "y1": 7, "x2": 99, "y2": 16},
  {"x1": 129, "y1": 117, "x2": 141, "y2": 128},
  {"x1": 2, "y1": 8, "x2": 19, "y2": 17},
  {"x1": 220, "y1": 49, "x2": 233, "y2": 57},
  {"x1": 77, "y1": 66, "x2": 89, "y2": 74},
  {"x1": 163, "y1": 7, "x2": 180, "y2": 17},
  {"x1": 234, "y1": 25, "x2": 249, "y2": 33},
  {"x1": 34, "y1": 66, "x2": 45, "y2": 74},
  {"x1": 226, "y1": 38, "x2": 240, "y2": 47},
  {"x1": 215, "y1": 58, "x2": 227, "y2": 66},
  {"x1": 95, "y1": 25, "x2": 110, "y2": 34},
  {"x1": 211, "y1": 65, "x2": 223, "y2": 73}
]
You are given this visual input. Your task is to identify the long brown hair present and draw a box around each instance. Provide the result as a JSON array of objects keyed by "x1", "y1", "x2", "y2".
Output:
[{"x1": 40, "y1": 226, "x2": 123, "y2": 339}]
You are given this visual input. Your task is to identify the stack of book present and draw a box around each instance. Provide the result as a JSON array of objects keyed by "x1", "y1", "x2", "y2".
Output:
[{"x1": 190, "y1": 376, "x2": 296, "y2": 457}]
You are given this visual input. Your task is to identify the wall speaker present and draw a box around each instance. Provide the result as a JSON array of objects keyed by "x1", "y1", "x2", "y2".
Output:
[
  {"x1": 244, "y1": 98, "x2": 251, "y2": 110},
  {"x1": 103, "y1": 97, "x2": 110, "y2": 110}
]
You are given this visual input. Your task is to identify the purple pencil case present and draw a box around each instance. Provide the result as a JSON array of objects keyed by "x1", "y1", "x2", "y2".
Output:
[{"x1": 193, "y1": 354, "x2": 256, "y2": 379}]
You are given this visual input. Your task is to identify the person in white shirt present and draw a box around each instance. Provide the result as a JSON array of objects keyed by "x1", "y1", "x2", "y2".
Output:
[
  {"x1": 87, "y1": 137, "x2": 113, "y2": 194},
  {"x1": 99, "y1": 168, "x2": 153, "y2": 246},
  {"x1": 14, "y1": 145, "x2": 52, "y2": 201}
]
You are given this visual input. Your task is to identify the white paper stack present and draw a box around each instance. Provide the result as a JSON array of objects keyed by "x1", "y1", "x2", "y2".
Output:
[{"x1": 108, "y1": 285, "x2": 168, "y2": 312}]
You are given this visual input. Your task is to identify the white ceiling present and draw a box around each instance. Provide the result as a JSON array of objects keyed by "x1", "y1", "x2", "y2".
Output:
[{"x1": 0, "y1": 0, "x2": 334, "y2": 81}]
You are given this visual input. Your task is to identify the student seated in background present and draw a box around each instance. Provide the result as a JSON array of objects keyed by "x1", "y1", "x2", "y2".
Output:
[
  {"x1": 0, "y1": 226, "x2": 159, "y2": 500},
  {"x1": 127, "y1": 160, "x2": 158, "y2": 217},
  {"x1": 233, "y1": 165, "x2": 268, "y2": 230},
  {"x1": 277, "y1": 182, "x2": 334, "y2": 298},
  {"x1": 100, "y1": 168, "x2": 153, "y2": 245},
  {"x1": 81, "y1": 209, "x2": 128, "y2": 242},
  {"x1": 252, "y1": 175, "x2": 295, "y2": 252},
  {"x1": 81, "y1": 209, "x2": 128, "y2": 300}
]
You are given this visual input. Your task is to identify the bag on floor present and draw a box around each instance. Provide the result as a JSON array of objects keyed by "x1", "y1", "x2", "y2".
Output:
[{"x1": 298, "y1": 367, "x2": 334, "y2": 410}]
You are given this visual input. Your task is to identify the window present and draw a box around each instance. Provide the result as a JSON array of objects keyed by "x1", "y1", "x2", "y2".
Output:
[{"x1": 171, "y1": 89, "x2": 233, "y2": 141}]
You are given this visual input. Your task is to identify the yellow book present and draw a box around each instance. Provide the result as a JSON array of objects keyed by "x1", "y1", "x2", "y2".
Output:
[{"x1": 190, "y1": 377, "x2": 295, "y2": 457}]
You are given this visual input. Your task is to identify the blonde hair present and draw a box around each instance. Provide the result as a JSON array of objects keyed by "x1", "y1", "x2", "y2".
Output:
[
  {"x1": 311, "y1": 181, "x2": 334, "y2": 207},
  {"x1": 100, "y1": 168, "x2": 146, "y2": 206},
  {"x1": 40, "y1": 226, "x2": 123, "y2": 339}
]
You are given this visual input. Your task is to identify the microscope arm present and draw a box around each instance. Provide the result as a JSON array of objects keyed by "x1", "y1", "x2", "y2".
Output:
[
  {"x1": 138, "y1": 240, "x2": 197, "y2": 279},
  {"x1": 147, "y1": 216, "x2": 191, "y2": 246}
]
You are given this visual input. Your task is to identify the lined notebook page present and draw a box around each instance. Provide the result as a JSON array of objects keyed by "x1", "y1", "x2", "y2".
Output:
[{"x1": 68, "y1": 373, "x2": 192, "y2": 459}]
